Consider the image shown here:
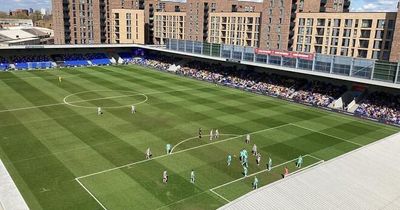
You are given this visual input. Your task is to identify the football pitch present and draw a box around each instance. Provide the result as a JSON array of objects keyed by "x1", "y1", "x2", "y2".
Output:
[{"x1": 0, "y1": 64, "x2": 398, "y2": 210}]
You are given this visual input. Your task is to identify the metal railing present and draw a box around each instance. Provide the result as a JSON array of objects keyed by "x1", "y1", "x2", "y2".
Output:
[{"x1": 165, "y1": 39, "x2": 400, "y2": 85}]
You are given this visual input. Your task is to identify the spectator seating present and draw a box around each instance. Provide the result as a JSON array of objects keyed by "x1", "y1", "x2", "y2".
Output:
[
  {"x1": 130, "y1": 55, "x2": 348, "y2": 111},
  {"x1": 63, "y1": 54, "x2": 90, "y2": 67},
  {"x1": 355, "y1": 92, "x2": 400, "y2": 125},
  {"x1": 13, "y1": 55, "x2": 52, "y2": 70},
  {"x1": 0, "y1": 56, "x2": 9, "y2": 71},
  {"x1": 87, "y1": 53, "x2": 111, "y2": 65},
  {"x1": 118, "y1": 52, "x2": 134, "y2": 62}
]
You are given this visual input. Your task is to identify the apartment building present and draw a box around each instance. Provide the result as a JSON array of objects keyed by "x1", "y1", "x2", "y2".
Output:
[
  {"x1": 153, "y1": 12, "x2": 185, "y2": 45},
  {"x1": 53, "y1": 0, "x2": 307, "y2": 50},
  {"x1": 293, "y1": 12, "x2": 397, "y2": 60},
  {"x1": 209, "y1": 13, "x2": 260, "y2": 47},
  {"x1": 111, "y1": 9, "x2": 145, "y2": 44},
  {"x1": 52, "y1": 0, "x2": 117, "y2": 44},
  {"x1": 53, "y1": 0, "x2": 400, "y2": 62}
]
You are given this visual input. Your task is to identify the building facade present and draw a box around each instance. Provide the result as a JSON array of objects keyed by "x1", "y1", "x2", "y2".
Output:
[
  {"x1": 208, "y1": 12, "x2": 260, "y2": 47},
  {"x1": 111, "y1": 9, "x2": 145, "y2": 44},
  {"x1": 293, "y1": 12, "x2": 397, "y2": 60},
  {"x1": 53, "y1": 0, "x2": 328, "y2": 50},
  {"x1": 52, "y1": 0, "x2": 400, "y2": 62},
  {"x1": 153, "y1": 12, "x2": 185, "y2": 45}
]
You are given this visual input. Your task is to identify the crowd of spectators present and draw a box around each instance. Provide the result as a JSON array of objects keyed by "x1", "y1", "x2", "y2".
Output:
[
  {"x1": 131, "y1": 55, "x2": 400, "y2": 125},
  {"x1": 355, "y1": 92, "x2": 400, "y2": 125},
  {"x1": 131, "y1": 56, "x2": 347, "y2": 109},
  {"x1": 12, "y1": 55, "x2": 51, "y2": 63}
]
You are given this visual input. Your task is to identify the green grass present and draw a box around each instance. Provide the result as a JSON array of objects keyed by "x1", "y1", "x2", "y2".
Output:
[{"x1": 0, "y1": 65, "x2": 398, "y2": 210}]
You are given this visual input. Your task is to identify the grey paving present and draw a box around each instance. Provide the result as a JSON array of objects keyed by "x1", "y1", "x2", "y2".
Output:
[
  {"x1": 0, "y1": 159, "x2": 29, "y2": 210},
  {"x1": 220, "y1": 132, "x2": 400, "y2": 210}
]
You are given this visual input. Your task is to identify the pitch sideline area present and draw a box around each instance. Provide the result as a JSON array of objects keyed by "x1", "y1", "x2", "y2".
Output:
[{"x1": 0, "y1": 159, "x2": 29, "y2": 210}]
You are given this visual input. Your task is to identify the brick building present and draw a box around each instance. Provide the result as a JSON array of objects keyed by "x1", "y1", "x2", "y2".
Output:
[
  {"x1": 52, "y1": 0, "x2": 400, "y2": 61},
  {"x1": 293, "y1": 12, "x2": 397, "y2": 60},
  {"x1": 53, "y1": 0, "x2": 339, "y2": 50}
]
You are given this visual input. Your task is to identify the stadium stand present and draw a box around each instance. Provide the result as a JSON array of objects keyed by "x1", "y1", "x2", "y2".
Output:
[
  {"x1": 118, "y1": 52, "x2": 134, "y2": 63},
  {"x1": 86, "y1": 53, "x2": 111, "y2": 66},
  {"x1": 355, "y1": 92, "x2": 400, "y2": 125},
  {"x1": 130, "y1": 55, "x2": 400, "y2": 126},
  {"x1": 61, "y1": 54, "x2": 90, "y2": 67},
  {"x1": 12, "y1": 55, "x2": 52, "y2": 70},
  {"x1": 0, "y1": 56, "x2": 9, "y2": 71}
]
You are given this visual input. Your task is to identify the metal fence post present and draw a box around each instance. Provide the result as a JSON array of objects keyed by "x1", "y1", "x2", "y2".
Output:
[
  {"x1": 230, "y1": 45, "x2": 233, "y2": 59},
  {"x1": 192, "y1": 41, "x2": 195, "y2": 54},
  {"x1": 370, "y1": 60, "x2": 375, "y2": 80},
  {"x1": 330, "y1": 56, "x2": 334, "y2": 74},
  {"x1": 210, "y1": 43, "x2": 213, "y2": 56},
  {"x1": 220, "y1": 44, "x2": 223, "y2": 58},
  {"x1": 349, "y1": 58, "x2": 354, "y2": 76},
  {"x1": 280, "y1": 56, "x2": 283, "y2": 66},
  {"x1": 395, "y1": 61, "x2": 400, "y2": 83},
  {"x1": 184, "y1": 40, "x2": 187, "y2": 52},
  {"x1": 241, "y1": 47, "x2": 244, "y2": 61},
  {"x1": 312, "y1": 55, "x2": 316, "y2": 71},
  {"x1": 295, "y1": 58, "x2": 299, "y2": 69}
]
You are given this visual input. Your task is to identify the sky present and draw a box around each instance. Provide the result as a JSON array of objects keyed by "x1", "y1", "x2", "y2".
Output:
[{"x1": 0, "y1": 0, "x2": 398, "y2": 13}]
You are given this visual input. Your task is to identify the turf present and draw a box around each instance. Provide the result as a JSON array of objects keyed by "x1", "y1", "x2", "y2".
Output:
[{"x1": 0, "y1": 65, "x2": 398, "y2": 210}]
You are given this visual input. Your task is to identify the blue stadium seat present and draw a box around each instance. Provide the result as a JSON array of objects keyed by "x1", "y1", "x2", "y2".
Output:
[{"x1": 87, "y1": 53, "x2": 111, "y2": 66}]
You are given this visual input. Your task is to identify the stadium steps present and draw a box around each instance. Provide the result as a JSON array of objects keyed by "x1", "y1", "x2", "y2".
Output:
[
  {"x1": 346, "y1": 100, "x2": 359, "y2": 113},
  {"x1": 329, "y1": 97, "x2": 343, "y2": 109}
]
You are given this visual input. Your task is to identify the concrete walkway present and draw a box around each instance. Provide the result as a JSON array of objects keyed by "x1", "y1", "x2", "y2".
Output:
[
  {"x1": 219, "y1": 132, "x2": 400, "y2": 210},
  {"x1": 0, "y1": 159, "x2": 29, "y2": 210}
]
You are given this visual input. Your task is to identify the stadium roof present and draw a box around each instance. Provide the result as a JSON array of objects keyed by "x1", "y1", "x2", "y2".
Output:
[
  {"x1": 0, "y1": 27, "x2": 53, "y2": 45},
  {"x1": 219, "y1": 131, "x2": 400, "y2": 210}
]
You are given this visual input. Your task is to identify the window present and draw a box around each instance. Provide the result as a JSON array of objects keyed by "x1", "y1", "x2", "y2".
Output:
[
  {"x1": 344, "y1": 19, "x2": 353, "y2": 27},
  {"x1": 360, "y1": 30, "x2": 371, "y2": 38},
  {"x1": 361, "y1": 19, "x2": 372, "y2": 28},
  {"x1": 377, "y1": 19, "x2": 385, "y2": 28},
  {"x1": 388, "y1": 20, "x2": 395, "y2": 29},
  {"x1": 317, "y1": 19, "x2": 325, "y2": 26},
  {"x1": 333, "y1": 19, "x2": 341, "y2": 27}
]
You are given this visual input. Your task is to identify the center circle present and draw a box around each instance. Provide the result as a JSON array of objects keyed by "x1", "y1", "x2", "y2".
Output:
[{"x1": 63, "y1": 90, "x2": 148, "y2": 109}]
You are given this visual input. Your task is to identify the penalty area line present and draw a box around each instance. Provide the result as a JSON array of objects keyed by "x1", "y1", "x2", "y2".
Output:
[
  {"x1": 210, "y1": 189, "x2": 231, "y2": 203},
  {"x1": 170, "y1": 134, "x2": 240, "y2": 154},
  {"x1": 75, "y1": 178, "x2": 108, "y2": 210},
  {"x1": 210, "y1": 154, "x2": 323, "y2": 191},
  {"x1": 76, "y1": 123, "x2": 290, "y2": 180}
]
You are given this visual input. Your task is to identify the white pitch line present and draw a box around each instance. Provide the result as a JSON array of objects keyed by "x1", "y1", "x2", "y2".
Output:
[
  {"x1": 288, "y1": 160, "x2": 324, "y2": 177},
  {"x1": 210, "y1": 155, "x2": 311, "y2": 191},
  {"x1": 170, "y1": 134, "x2": 240, "y2": 154},
  {"x1": 0, "y1": 103, "x2": 65, "y2": 113},
  {"x1": 210, "y1": 189, "x2": 231, "y2": 203},
  {"x1": 75, "y1": 178, "x2": 108, "y2": 210},
  {"x1": 209, "y1": 154, "x2": 324, "y2": 202},
  {"x1": 0, "y1": 87, "x2": 205, "y2": 113},
  {"x1": 289, "y1": 123, "x2": 364, "y2": 147},
  {"x1": 76, "y1": 124, "x2": 290, "y2": 180}
]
